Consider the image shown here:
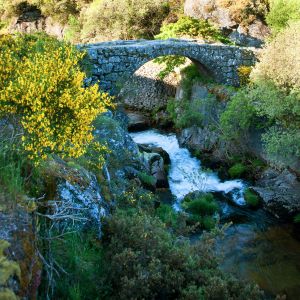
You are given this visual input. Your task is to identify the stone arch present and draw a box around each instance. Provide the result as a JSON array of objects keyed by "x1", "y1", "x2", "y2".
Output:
[{"x1": 84, "y1": 39, "x2": 256, "y2": 94}]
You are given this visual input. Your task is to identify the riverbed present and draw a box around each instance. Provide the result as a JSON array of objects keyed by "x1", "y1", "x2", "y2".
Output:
[{"x1": 131, "y1": 129, "x2": 300, "y2": 299}]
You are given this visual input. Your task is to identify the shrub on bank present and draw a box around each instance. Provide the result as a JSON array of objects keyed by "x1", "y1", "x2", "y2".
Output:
[
  {"x1": 0, "y1": 33, "x2": 112, "y2": 162},
  {"x1": 102, "y1": 209, "x2": 262, "y2": 299},
  {"x1": 216, "y1": 0, "x2": 269, "y2": 26}
]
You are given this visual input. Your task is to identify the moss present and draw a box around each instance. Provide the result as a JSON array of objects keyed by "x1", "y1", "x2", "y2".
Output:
[
  {"x1": 244, "y1": 188, "x2": 260, "y2": 207},
  {"x1": 0, "y1": 240, "x2": 20, "y2": 299},
  {"x1": 228, "y1": 163, "x2": 248, "y2": 178}
]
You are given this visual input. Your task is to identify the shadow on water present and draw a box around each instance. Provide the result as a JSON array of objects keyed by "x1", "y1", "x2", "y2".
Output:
[{"x1": 216, "y1": 206, "x2": 300, "y2": 299}]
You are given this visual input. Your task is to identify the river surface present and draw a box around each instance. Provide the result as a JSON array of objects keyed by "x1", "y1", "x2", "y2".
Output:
[{"x1": 131, "y1": 129, "x2": 300, "y2": 300}]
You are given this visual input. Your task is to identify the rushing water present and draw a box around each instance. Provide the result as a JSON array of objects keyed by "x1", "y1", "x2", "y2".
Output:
[
  {"x1": 131, "y1": 130, "x2": 246, "y2": 207},
  {"x1": 131, "y1": 129, "x2": 300, "y2": 299}
]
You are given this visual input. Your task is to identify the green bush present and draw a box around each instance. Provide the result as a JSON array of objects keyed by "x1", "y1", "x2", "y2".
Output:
[
  {"x1": 182, "y1": 193, "x2": 219, "y2": 230},
  {"x1": 167, "y1": 97, "x2": 205, "y2": 129},
  {"x1": 294, "y1": 213, "x2": 300, "y2": 223},
  {"x1": 228, "y1": 163, "x2": 248, "y2": 178},
  {"x1": 156, "y1": 204, "x2": 179, "y2": 227},
  {"x1": 244, "y1": 188, "x2": 260, "y2": 207},
  {"x1": 154, "y1": 16, "x2": 231, "y2": 78},
  {"x1": 220, "y1": 87, "x2": 258, "y2": 141},
  {"x1": 102, "y1": 209, "x2": 262, "y2": 299},
  {"x1": 156, "y1": 16, "x2": 231, "y2": 44},
  {"x1": 154, "y1": 55, "x2": 186, "y2": 80},
  {"x1": 266, "y1": 0, "x2": 300, "y2": 33},
  {"x1": 251, "y1": 23, "x2": 300, "y2": 164},
  {"x1": 165, "y1": 64, "x2": 215, "y2": 129},
  {"x1": 202, "y1": 215, "x2": 216, "y2": 230},
  {"x1": 0, "y1": 135, "x2": 25, "y2": 202},
  {"x1": 183, "y1": 193, "x2": 218, "y2": 216}
]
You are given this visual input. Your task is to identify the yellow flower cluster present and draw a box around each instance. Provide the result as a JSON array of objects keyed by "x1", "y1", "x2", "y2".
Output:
[{"x1": 0, "y1": 34, "x2": 113, "y2": 161}]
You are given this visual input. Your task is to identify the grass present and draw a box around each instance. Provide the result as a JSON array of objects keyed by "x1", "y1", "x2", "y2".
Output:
[{"x1": 0, "y1": 137, "x2": 26, "y2": 205}]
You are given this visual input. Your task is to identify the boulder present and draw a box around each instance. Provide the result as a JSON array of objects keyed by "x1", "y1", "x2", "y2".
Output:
[
  {"x1": 184, "y1": 0, "x2": 270, "y2": 47},
  {"x1": 251, "y1": 168, "x2": 300, "y2": 218},
  {"x1": 178, "y1": 126, "x2": 219, "y2": 153},
  {"x1": 138, "y1": 144, "x2": 171, "y2": 165},
  {"x1": 150, "y1": 156, "x2": 169, "y2": 188},
  {"x1": 138, "y1": 145, "x2": 170, "y2": 189},
  {"x1": 184, "y1": 0, "x2": 236, "y2": 29},
  {"x1": 127, "y1": 111, "x2": 151, "y2": 132},
  {"x1": 229, "y1": 21, "x2": 270, "y2": 47},
  {"x1": 43, "y1": 159, "x2": 109, "y2": 237},
  {"x1": 0, "y1": 207, "x2": 41, "y2": 299}
]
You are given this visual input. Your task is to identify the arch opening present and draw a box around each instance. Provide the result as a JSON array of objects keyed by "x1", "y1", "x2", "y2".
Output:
[{"x1": 118, "y1": 55, "x2": 213, "y2": 113}]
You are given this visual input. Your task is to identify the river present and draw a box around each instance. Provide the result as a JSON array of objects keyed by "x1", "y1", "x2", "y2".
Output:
[{"x1": 131, "y1": 129, "x2": 300, "y2": 299}]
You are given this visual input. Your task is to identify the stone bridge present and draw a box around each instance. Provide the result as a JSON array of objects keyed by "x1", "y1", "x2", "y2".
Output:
[{"x1": 83, "y1": 39, "x2": 257, "y2": 94}]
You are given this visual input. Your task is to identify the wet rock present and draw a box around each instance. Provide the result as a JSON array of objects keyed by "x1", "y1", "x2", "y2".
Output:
[
  {"x1": 150, "y1": 156, "x2": 169, "y2": 188},
  {"x1": 251, "y1": 168, "x2": 300, "y2": 218},
  {"x1": 138, "y1": 145, "x2": 170, "y2": 189},
  {"x1": 138, "y1": 144, "x2": 171, "y2": 165},
  {"x1": 94, "y1": 114, "x2": 142, "y2": 175},
  {"x1": 127, "y1": 111, "x2": 151, "y2": 132}
]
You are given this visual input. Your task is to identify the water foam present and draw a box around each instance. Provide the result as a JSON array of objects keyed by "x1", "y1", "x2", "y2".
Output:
[{"x1": 131, "y1": 130, "x2": 246, "y2": 207}]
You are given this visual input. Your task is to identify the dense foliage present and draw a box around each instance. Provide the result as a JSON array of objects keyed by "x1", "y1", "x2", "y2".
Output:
[
  {"x1": 50, "y1": 206, "x2": 262, "y2": 299},
  {"x1": 0, "y1": 0, "x2": 174, "y2": 42},
  {"x1": 221, "y1": 21, "x2": 300, "y2": 166},
  {"x1": 79, "y1": 0, "x2": 170, "y2": 41},
  {"x1": 156, "y1": 15, "x2": 230, "y2": 42},
  {"x1": 0, "y1": 34, "x2": 112, "y2": 161},
  {"x1": 266, "y1": 0, "x2": 300, "y2": 33},
  {"x1": 182, "y1": 192, "x2": 219, "y2": 229}
]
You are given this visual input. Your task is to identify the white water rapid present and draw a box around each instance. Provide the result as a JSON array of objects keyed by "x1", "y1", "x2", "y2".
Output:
[{"x1": 130, "y1": 130, "x2": 246, "y2": 209}]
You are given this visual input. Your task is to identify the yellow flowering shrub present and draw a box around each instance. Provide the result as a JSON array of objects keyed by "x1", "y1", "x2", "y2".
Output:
[
  {"x1": 237, "y1": 65, "x2": 252, "y2": 86},
  {"x1": 0, "y1": 34, "x2": 113, "y2": 161}
]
